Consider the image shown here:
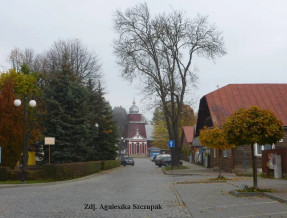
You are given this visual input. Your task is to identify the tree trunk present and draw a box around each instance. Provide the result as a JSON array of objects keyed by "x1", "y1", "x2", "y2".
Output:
[
  {"x1": 218, "y1": 149, "x2": 222, "y2": 178},
  {"x1": 251, "y1": 144, "x2": 258, "y2": 189}
]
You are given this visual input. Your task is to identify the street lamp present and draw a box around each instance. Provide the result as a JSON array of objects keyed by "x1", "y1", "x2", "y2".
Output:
[
  {"x1": 14, "y1": 97, "x2": 36, "y2": 184},
  {"x1": 119, "y1": 137, "x2": 125, "y2": 158}
]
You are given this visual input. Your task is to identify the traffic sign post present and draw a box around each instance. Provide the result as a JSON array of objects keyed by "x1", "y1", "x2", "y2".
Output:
[
  {"x1": 168, "y1": 140, "x2": 175, "y2": 148},
  {"x1": 168, "y1": 140, "x2": 175, "y2": 170},
  {"x1": 45, "y1": 137, "x2": 55, "y2": 164}
]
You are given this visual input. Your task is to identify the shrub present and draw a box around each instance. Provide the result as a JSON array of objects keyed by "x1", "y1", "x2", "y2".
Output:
[
  {"x1": 0, "y1": 167, "x2": 9, "y2": 181},
  {"x1": 1, "y1": 160, "x2": 121, "y2": 181},
  {"x1": 42, "y1": 161, "x2": 102, "y2": 180},
  {"x1": 26, "y1": 170, "x2": 45, "y2": 180},
  {"x1": 101, "y1": 160, "x2": 121, "y2": 170}
]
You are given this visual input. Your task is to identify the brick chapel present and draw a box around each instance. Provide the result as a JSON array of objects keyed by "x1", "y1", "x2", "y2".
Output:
[{"x1": 123, "y1": 101, "x2": 153, "y2": 157}]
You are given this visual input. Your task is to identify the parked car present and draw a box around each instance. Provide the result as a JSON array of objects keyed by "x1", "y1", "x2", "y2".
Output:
[
  {"x1": 151, "y1": 155, "x2": 159, "y2": 162},
  {"x1": 150, "y1": 155, "x2": 159, "y2": 161},
  {"x1": 154, "y1": 154, "x2": 170, "y2": 166},
  {"x1": 158, "y1": 156, "x2": 183, "y2": 167},
  {"x1": 121, "y1": 157, "x2": 135, "y2": 166},
  {"x1": 158, "y1": 156, "x2": 172, "y2": 167}
]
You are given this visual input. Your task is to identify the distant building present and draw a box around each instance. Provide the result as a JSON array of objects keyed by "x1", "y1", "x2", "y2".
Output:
[{"x1": 123, "y1": 100, "x2": 153, "y2": 157}]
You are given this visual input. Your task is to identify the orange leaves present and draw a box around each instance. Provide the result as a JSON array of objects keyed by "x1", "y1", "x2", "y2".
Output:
[
  {"x1": 103, "y1": 129, "x2": 113, "y2": 134},
  {"x1": 199, "y1": 126, "x2": 234, "y2": 150},
  {"x1": 0, "y1": 79, "x2": 23, "y2": 168},
  {"x1": 223, "y1": 106, "x2": 284, "y2": 146}
]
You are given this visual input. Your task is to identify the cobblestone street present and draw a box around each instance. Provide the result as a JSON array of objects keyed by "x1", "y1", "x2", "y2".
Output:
[
  {"x1": 0, "y1": 158, "x2": 190, "y2": 218},
  {"x1": 1, "y1": 158, "x2": 287, "y2": 217}
]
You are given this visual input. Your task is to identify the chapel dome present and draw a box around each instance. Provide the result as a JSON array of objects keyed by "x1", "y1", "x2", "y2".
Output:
[{"x1": 129, "y1": 100, "x2": 139, "y2": 114}]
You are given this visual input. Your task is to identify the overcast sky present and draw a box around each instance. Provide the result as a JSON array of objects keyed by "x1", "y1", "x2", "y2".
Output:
[{"x1": 1, "y1": 0, "x2": 287, "y2": 120}]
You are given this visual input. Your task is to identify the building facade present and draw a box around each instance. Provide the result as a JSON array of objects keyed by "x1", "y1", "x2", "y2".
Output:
[
  {"x1": 195, "y1": 84, "x2": 287, "y2": 173},
  {"x1": 123, "y1": 101, "x2": 153, "y2": 157}
]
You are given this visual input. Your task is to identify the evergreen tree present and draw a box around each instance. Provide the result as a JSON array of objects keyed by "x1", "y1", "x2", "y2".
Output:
[
  {"x1": 94, "y1": 85, "x2": 118, "y2": 160},
  {"x1": 43, "y1": 64, "x2": 91, "y2": 163}
]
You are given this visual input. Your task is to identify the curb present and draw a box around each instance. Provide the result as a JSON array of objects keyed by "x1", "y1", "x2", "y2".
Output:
[
  {"x1": 170, "y1": 182, "x2": 186, "y2": 207},
  {"x1": 161, "y1": 168, "x2": 195, "y2": 176},
  {"x1": 176, "y1": 180, "x2": 226, "y2": 184},
  {"x1": 229, "y1": 190, "x2": 264, "y2": 197},
  {"x1": 264, "y1": 193, "x2": 287, "y2": 204},
  {"x1": 230, "y1": 190, "x2": 287, "y2": 204}
]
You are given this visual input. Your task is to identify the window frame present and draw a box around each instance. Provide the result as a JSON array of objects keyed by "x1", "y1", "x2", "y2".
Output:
[
  {"x1": 254, "y1": 143, "x2": 274, "y2": 157},
  {"x1": 223, "y1": 150, "x2": 228, "y2": 158}
]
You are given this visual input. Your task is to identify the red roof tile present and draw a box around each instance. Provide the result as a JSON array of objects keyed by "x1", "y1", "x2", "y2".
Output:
[
  {"x1": 182, "y1": 126, "x2": 194, "y2": 143},
  {"x1": 205, "y1": 84, "x2": 287, "y2": 127}
]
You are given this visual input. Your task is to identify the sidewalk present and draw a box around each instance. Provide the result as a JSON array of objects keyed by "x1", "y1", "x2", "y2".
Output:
[
  {"x1": 162, "y1": 160, "x2": 236, "y2": 177},
  {"x1": 164, "y1": 161, "x2": 287, "y2": 202}
]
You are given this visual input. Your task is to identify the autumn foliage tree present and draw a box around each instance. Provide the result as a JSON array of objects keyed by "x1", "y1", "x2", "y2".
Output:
[
  {"x1": 223, "y1": 106, "x2": 284, "y2": 188},
  {"x1": 199, "y1": 127, "x2": 234, "y2": 178},
  {"x1": 152, "y1": 104, "x2": 196, "y2": 149},
  {"x1": 0, "y1": 79, "x2": 23, "y2": 168},
  {"x1": 0, "y1": 69, "x2": 42, "y2": 169}
]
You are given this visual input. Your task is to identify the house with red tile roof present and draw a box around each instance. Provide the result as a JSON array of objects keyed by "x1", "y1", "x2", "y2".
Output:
[
  {"x1": 123, "y1": 101, "x2": 153, "y2": 157},
  {"x1": 181, "y1": 126, "x2": 197, "y2": 162},
  {"x1": 196, "y1": 84, "x2": 287, "y2": 173}
]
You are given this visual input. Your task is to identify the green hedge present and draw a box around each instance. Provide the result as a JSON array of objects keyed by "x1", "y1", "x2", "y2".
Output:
[
  {"x1": 0, "y1": 167, "x2": 9, "y2": 181},
  {"x1": 42, "y1": 161, "x2": 102, "y2": 180},
  {"x1": 0, "y1": 160, "x2": 120, "y2": 181},
  {"x1": 101, "y1": 160, "x2": 121, "y2": 171},
  {"x1": 42, "y1": 160, "x2": 120, "y2": 180}
]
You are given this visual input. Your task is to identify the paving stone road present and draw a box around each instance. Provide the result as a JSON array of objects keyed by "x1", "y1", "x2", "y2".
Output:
[
  {"x1": 175, "y1": 182, "x2": 287, "y2": 218},
  {"x1": 0, "y1": 158, "x2": 191, "y2": 218},
  {"x1": 1, "y1": 158, "x2": 287, "y2": 218}
]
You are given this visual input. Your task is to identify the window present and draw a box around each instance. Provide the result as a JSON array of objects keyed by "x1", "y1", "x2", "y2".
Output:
[
  {"x1": 223, "y1": 150, "x2": 227, "y2": 158},
  {"x1": 254, "y1": 143, "x2": 274, "y2": 156},
  {"x1": 213, "y1": 149, "x2": 216, "y2": 158}
]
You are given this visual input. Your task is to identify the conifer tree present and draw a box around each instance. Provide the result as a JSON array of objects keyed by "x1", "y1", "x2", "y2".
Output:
[
  {"x1": 43, "y1": 64, "x2": 91, "y2": 163},
  {"x1": 94, "y1": 85, "x2": 118, "y2": 160}
]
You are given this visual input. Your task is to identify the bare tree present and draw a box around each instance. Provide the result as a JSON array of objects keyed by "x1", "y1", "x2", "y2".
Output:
[
  {"x1": 8, "y1": 39, "x2": 102, "y2": 85},
  {"x1": 43, "y1": 39, "x2": 101, "y2": 83},
  {"x1": 113, "y1": 3, "x2": 226, "y2": 166},
  {"x1": 8, "y1": 48, "x2": 41, "y2": 73},
  {"x1": 112, "y1": 106, "x2": 127, "y2": 138}
]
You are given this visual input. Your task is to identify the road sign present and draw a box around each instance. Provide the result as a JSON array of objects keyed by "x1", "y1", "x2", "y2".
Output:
[
  {"x1": 168, "y1": 140, "x2": 175, "y2": 148},
  {"x1": 45, "y1": 137, "x2": 55, "y2": 145},
  {"x1": 45, "y1": 137, "x2": 55, "y2": 165}
]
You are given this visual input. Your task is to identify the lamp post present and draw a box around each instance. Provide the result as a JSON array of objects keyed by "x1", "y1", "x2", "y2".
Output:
[
  {"x1": 14, "y1": 97, "x2": 36, "y2": 184},
  {"x1": 95, "y1": 123, "x2": 99, "y2": 137},
  {"x1": 119, "y1": 137, "x2": 125, "y2": 158}
]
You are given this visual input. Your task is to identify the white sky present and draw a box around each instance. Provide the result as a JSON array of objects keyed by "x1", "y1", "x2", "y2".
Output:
[{"x1": 1, "y1": 0, "x2": 287, "y2": 120}]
